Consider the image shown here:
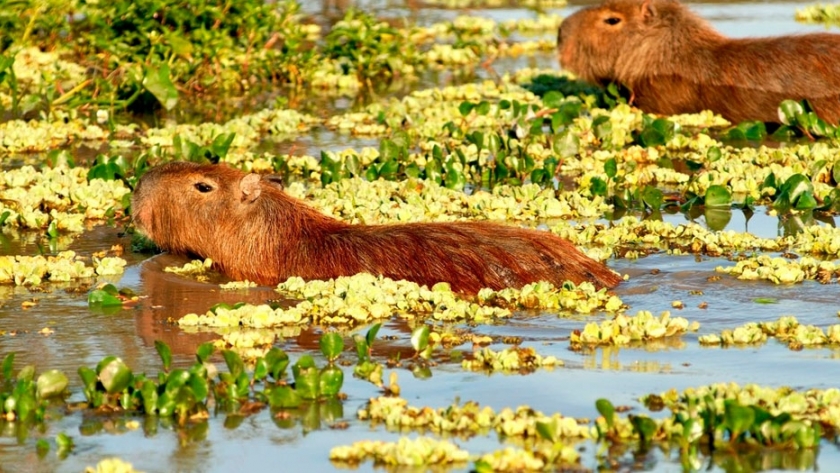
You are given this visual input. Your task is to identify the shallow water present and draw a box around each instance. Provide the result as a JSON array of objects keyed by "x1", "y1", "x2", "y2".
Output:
[{"x1": 3, "y1": 1, "x2": 840, "y2": 472}]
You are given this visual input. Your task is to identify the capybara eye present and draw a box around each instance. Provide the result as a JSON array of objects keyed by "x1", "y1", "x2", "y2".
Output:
[
  {"x1": 194, "y1": 182, "x2": 213, "y2": 193},
  {"x1": 604, "y1": 17, "x2": 621, "y2": 25}
]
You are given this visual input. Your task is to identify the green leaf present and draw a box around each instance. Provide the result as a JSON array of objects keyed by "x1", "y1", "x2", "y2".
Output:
[
  {"x1": 604, "y1": 158, "x2": 617, "y2": 179},
  {"x1": 88, "y1": 289, "x2": 122, "y2": 308},
  {"x1": 36, "y1": 370, "x2": 68, "y2": 399},
  {"x1": 222, "y1": 350, "x2": 245, "y2": 379},
  {"x1": 778, "y1": 99, "x2": 805, "y2": 126},
  {"x1": 254, "y1": 358, "x2": 268, "y2": 381},
  {"x1": 595, "y1": 398, "x2": 615, "y2": 429},
  {"x1": 195, "y1": 342, "x2": 214, "y2": 364},
  {"x1": 77, "y1": 366, "x2": 97, "y2": 390},
  {"x1": 319, "y1": 365, "x2": 344, "y2": 398},
  {"x1": 475, "y1": 100, "x2": 491, "y2": 116},
  {"x1": 155, "y1": 340, "x2": 172, "y2": 371},
  {"x1": 266, "y1": 386, "x2": 301, "y2": 409},
  {"x1": 642, "y1": 186, "x2": 663, "y2": 209},
  {"x1": 2, "y1": 352, "x2": 13, "y2": 380},
  {"x1": 704, "y1": 208, "x2": 732, "y2": 232},
  {"x1": 724, "y1": 400, "x2": 755, "y2": 440},
  {"x1": 319, "y1": 332, "x2": 344, "y2": 362},
  {"x1": 410, "y1": 325, "x2": 430, "y2": 353},
  {"x1": 704, "y1": 185, "x2": 732, "y2": 207},
  {"x1": 542, "y1": 91, "x2": 564, "y2": 109},
  {"x1": 630, "y1": 415, "x2": 657, "y2": 443},
  {"x1": 753, "y1": 298, "x2": 778, "y2": 304},
  {"x1": 210, "y1": 133, "x2": 236, "y2": 159},
  {"x1": 707, "y1": 146, "x2": 722, "y2": 162},
  {"x1": 535, "y1": 420, "x2": 557, "y2": 441},
  {"x1": 142, "y1": 65, "x2": 179, "y2": 111},
  {"x1": 265, "y1": 348, "x2": 289, "y2": 380},
  {"x1": 96, "y1": 357, "x2": 132, "y2": 394},
  {"x1": 458, "y1": 101, "x2": 474, "y2": 117},
  {"x1": 552, "y1": 130, "x2": 579, "y2": 159},
  {"x1": 140, "y1": 380, "x2": 158, "y2": 414},
  {"x1": 590, "y1": 177, "x2": 607, "y2": 196},
  {"x1": 292, "y1": 355, "x2": 320, "y2": 400}
]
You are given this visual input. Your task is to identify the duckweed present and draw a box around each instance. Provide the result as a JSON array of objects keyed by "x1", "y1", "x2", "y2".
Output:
[
  {"x1": 716, "y1": 255, "x2": 839, "y2": 284},
  {"x1": 698, "y1": 316, "x2": 840, "y2": 349},
  {"x1": 329, "y1": 437, "x2": 470, "y2": 467},
  {"x1": 358, "y1": 395, "x2": 593, "y2": 439},
  {"x1": 571, "y1": 311, "x2": 698, "y2": 347},
  {"x1": 462, "y1": 346, "x2": 564, "y2": 373},
  {"x1": 0, "y1": 251, "x2": 125, "y2": 286}
]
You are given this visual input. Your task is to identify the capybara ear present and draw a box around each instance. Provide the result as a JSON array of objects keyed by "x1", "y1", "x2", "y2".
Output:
[
  {"x1": 239, "y1": 173, "x2": 262, "y2": 203},
  {"x1": 263, "y1": 174, "x2": 285, "y2": 190},
  {"x1": 640, "y1": 0, "x2": 656, "y2": 20}
]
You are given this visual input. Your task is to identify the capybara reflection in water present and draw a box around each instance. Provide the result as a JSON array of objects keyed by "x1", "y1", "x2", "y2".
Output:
[
  {"x1": 131, "y1": 162, "x2": 621, "y2": 294},
  {"x1": 557, "y1": 0, "x2": 840, "y2": 124}
]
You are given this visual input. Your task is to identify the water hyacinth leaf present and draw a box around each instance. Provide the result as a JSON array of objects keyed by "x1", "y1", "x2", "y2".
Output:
[
  {"x1": 222, "y1": 350, "x2": 245, "y2": 379},
  {"x1": 353, "y1": 334, "x2": 369, "y2": 362},
  {"x1": 642, "y1": 186, "x2": 663, "y2": 209},
  {"x1": 475, "y1": 101, "x2": 491, "y2": 116},
  {"x1": 319, "y1": 332, "x2": 344, "y2": 362},
  {"x1": 542, "y1": 91, "x2": 564, "y2": 109},
  {"x1": 96, "y1": 357, "x2": 132, "y2": 394},
  {"x1": 630, "y1": 415, "x2": 657, "y2": 443},
  {"x1": 2, "y1": 352, "x2": 13, "y2": 380},
  {"x1": 319, "y1": 365, "x2": 344, "y2": 398},
  {"x1": 593, "y1": 116, "x2": 612, "y2": 142},
  {"x1": 142, "y1": 64, "x2": 178, "y2": 111},
  {"x1": 410, "y1": 325, "x2": 430, "y2": 353},
  {"x1": 266, "y1": 386, "x2": 301, "y2": 408},
  {"x1": 595, "y1": 398, "x2": 616, "y2": 428},
  {"x1": 292, "y1": 355, "x2": 320, "y2": 400},
  {"x1": 589, "y1": 177, "x2": 608, "y2": 197},
  {"x1": 0, "y1": 210, "x2": 9, "y2": 226},
  {"x1": 157, "y1": 391, "x2": 176, "y2": 417},
  {"x1": 15, "y1": 391, "x2": 36, "y2": 420},
  {"x1": 88, "y1": 290, "x2": 121, "y2": 308},
  {"x1": 604, "y1": 157, "x2": 618, "y2": 180},
  {"x1": 552, "y1": 130, "x2": 579, "y2": 159},
  {"x1": 78, "y1": 366, "x2": 97, "y2": 391},
  {"x1": 18, "y1": 364, "x2": 34, "y2": 382},
  {"x1": 707, "y1": 146, "x2": 722, "y2": 162},
  {"x1": 704, "y1": 185, "x2": 732, "y2": 207},
  {"x1": 724, "y1": 401, "x2": 755, "y2": 440},
  {"x1": 55, "y1": 433, "x2": 73, "y2": 451},
  {"x1": 754, "y1": 298, "x2": 778, "y2": 304},
  {"x1": 458, "y1": 101, "x2": 474, "y2": 117},
  {"x1": 778, "y1": 99, "x2": 805, "y2": 126},
  {"x1": 36, "y1": 370, "x2": 68, "y2": 399},
  {"x1": 265, "y1": 348, "x2": 290, "y2": 380},
  {"x1": 188, "y1": 373, "x2": 209, "y2": 401},
  {"x1": 704, "y1": 208, "x2": 732, "y2": 232},
  {"x1": 141, "y1": 379, "x2": 158, "y2": 414},
  {"x1": 254, "y1": 358, "x2": 268, "y2": 381},
  {"x1": 209, "y1": 133, "x2": 235, "y2": 159},
  {"x1": 782, "y1": 174, "x2": 814, "y2": 207},
  {"x1": 195, "y1": 342, "x2": 214, "y2": 364},
  {"x1": 536, "y1": 420, "x2": 557, "y2": 441},
  {"x1": 365, "y1": 322, "x2": 382, "y2": 347},
  {"x1": 155, "y1": 340, "x2": 172, "y2": 371},
  {"x1": 164, "y1": 370, "x2": 191, "y2": 393}
]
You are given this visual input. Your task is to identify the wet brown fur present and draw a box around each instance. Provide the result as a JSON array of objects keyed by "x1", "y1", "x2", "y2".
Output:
[
  {"x1": 557, "y1": 0, "x2": 840, "y2": 124},
  {"x1": 132, "y1": 162, "x2": 622, "y2": 294}
]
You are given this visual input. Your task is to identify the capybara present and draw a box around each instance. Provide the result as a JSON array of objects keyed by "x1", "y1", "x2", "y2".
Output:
[
  {"x1": 131, "y1": 162, "x2": 621, "y2": 294},
  {"x1": 556, "y1": 0, "x2": 840, "y2": 124}
]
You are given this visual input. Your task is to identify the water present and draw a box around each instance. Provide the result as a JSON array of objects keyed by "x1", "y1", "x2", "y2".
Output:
[{"x1": 2, "y1": 1, "x2": 840, "y2": 472}]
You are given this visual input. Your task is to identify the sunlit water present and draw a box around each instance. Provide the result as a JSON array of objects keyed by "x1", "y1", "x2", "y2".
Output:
[{"x1": 2, "y1": 1, "x2": 840, "y2": 472}]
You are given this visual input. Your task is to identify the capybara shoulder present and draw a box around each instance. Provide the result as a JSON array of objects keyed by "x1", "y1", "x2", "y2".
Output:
[
  {"x1": 132, "y1": 162, "x2": 621, "y2": 293},
  {"x1": 557, "y1": 0, "x2": 840, "y2": 124}
]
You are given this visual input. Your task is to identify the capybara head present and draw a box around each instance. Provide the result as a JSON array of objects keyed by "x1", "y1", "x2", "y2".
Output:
[
  {"x1": 557, "y1": 0, "x2": 713, "y2": 86},
  {"x1": 132, "y1": 162, "x2": 268, "y2": 260}
]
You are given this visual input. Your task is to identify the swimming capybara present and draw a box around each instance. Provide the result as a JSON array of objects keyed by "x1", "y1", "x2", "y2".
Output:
[
  {"x1": 556, "y1": 0, "x2": 840, "y2": 124},
  {"x1": 131, "y1": 162, "x2": 621, "y2": 294}
]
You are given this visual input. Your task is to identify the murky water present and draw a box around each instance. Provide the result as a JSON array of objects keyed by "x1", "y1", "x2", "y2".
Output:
[{"x1": 3, "y1": 1, "x2": 840, "y2": 472}]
